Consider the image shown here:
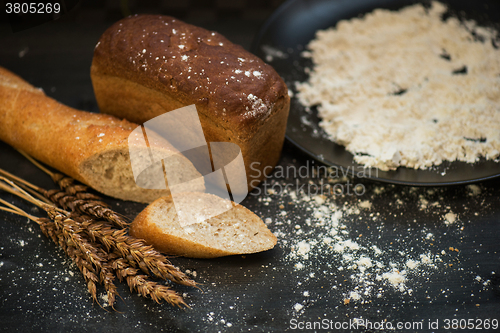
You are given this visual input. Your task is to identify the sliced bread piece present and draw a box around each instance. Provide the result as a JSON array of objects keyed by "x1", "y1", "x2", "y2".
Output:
[{"x1": 129, "y1": 192, "x2": 277, "y2": 258}]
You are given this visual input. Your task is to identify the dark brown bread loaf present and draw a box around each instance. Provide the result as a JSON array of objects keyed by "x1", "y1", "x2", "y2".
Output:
[{"x1": 91, "y1": 15, "x2": 290, "y2": 190}]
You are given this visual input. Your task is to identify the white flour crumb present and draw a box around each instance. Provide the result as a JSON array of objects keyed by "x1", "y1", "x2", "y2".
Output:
[
  {"x1": 382, "y1": 270, "x2": 407, "y2": 290},
  {"x1": 406, "y1": 259, "x2": 419, "y2": 269},
  {"x1": 467, "y1": 184, "x2": 481, "y2": 196},
  {"x1": 293, "y1": 303, "x2": 304, "y2": 312},
  {"x1": 295, "y1": 240, "x2": 311, "y2": 259},
  {"x1": 297, "y1": 1, "x2": 500, "y2": 171},
  {"x1": 420, "y1": 254, "x2": 432, "y2": 265},
  {"x1": 19, "y1": 47, "x2": 29, "y2": 58},
  {"x1": 349, "y1": 291, "x2": 362, "y2": 301},
  {"x1": 101, "y1": 293, "x2": 109, "y2": 303},
  {"x1": 358, "y1": 200, "x2": 372, "y2": 210},
  {"x1": 333, "y1": 239, "x2": 360, "y2": 252},
  {"x1": 444, "y1": 212, "x2": 457, "y2": 225}
]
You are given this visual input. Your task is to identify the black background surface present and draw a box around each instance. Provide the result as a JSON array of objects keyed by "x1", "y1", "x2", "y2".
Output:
[{"x1": 0, "y1": 1, "x2": 499, "y2": 332}]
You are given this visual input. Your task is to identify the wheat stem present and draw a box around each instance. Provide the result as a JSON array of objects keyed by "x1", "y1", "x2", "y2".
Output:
[
  {"x1": 16, "y1": 149, "x2": 54, "y2": 178},
  {"x1": 0, "y1": 174, "x2": 196, "y2": 309}
]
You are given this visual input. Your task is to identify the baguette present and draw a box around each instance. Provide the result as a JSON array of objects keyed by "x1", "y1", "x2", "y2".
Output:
[
  {"x1": 129, "y1": 192, "x2": 277, "y2": 258},
  {"x1": 91, "y1": 15, "x2": 290, "y2": 191},
  {"x1": 0, "y1": 66, "x2": 204, "y2": 203}
]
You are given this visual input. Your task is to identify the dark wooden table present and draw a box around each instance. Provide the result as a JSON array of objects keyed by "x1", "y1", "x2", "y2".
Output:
[{"x1": 1, "y1": 2, "x2": 499, "y2": 332}]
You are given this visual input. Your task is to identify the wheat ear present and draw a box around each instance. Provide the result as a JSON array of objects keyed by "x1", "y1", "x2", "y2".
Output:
[
  {"x1": 73, "y1": 214, "x2": 196, "y2": 287},
  {"x1": 0, "y1": 180, "x2": 119, "y2": 308},
  {"x1": 110, "y1": 253, "x2": 188, "y2": 308},
  {"x1": 4, "y1": 152, "x2": 129, "y2": 229},
  {"x1": 0, "y1": 201, "x2": 102, "y2": 306}
]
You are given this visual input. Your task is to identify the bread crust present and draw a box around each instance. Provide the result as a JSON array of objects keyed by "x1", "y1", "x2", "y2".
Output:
[{"x1": 91, "y1": 15, "x2": 290, "y2": 189}]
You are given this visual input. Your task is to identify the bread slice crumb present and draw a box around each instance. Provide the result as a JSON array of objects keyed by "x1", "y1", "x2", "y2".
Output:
[{"x1": 130, "y1": 192, "x2": 277, "y2": 258}]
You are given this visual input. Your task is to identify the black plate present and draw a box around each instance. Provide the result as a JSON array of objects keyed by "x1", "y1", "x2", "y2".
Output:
[{"x1": 251, "y1": 0, "x2": 500, "y2": 186}]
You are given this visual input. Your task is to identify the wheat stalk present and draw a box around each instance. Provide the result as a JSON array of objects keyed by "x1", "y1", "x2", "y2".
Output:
[
  {"x1": 0, "y1": 163, "x2": 128, "y2": 229},
  {"x1": 73, "y1": 214, "x2": 196, "y2": 287},
  {"x1": 0, "y1": 202, "x2": 103, "y2": 306},
  {"x1": 44, "y1": 188, "x2": 128, "y2": 229},
  {"x1": 13, "y1": 151, "x2": 129, "y2": 229},
  {"x1": 0, "y1": 180, "x2": 119, "y2": 308},
  {"x1": 0, "y1": 176, "x2": 197, "y2": 308}
]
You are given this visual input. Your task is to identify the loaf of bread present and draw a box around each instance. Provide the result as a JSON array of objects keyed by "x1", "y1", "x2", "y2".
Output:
[
  {"x1": 129, "y1": 192, "x2": 277, "y2": 258},
  {"x1": 91, "y1": 15, "x2": 290, "y2": 191},
  {"x1": 0, "y1": 66, "x2": 204, "y2": 203}
]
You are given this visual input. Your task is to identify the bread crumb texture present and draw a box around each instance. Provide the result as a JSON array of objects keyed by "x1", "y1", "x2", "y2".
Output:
[
  {"x1": 297, "y1": 1, "x2": 500, "y2": 170},
  {"x1": 130, "y1": 193, "x2": 277, "y2": 258}
]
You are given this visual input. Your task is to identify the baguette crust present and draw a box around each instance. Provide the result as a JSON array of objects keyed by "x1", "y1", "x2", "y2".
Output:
[
  {"x1": 0, "y1": 66, "x2": 204, "y2": 203},
  {"x1": 91, "y1": 15, "x2": 290, "y2": 189}
]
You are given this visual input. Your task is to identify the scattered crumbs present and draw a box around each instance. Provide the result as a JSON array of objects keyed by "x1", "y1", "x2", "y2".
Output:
[
  {"x1": 261, "y1": 45, "x2": 288, "y2": 62},
  {"x1": 358, "y1": 200, "x2": 372, "y2": 210},
  {"x1": 293, "y1": 303, "x2": 304, "y2": 312},
  {"x1": 252, "y1": 173, "x2": 479, "y2": 307},
  {"x1": 19, "y1": 47, "x2": 29, "y2": 58},
  {"x1": 100, "y1": 293, "x2": 109, "y2": 307},
  {"x1": 349, "y1": 291, "x2": 362, "y2": 301},
  {"x1": 246, "y1": 93, "x2": 268, "y2": 117},
  {"x1": 295, "y1": 240, "x2": 311, "y2": 259},
  {"x1": 295, "y1": 262, "x2": 304, "y2": 270},
  {"x1": 419, "y1": 196, "x2": 429, "y2": 210},
  {"x1": 406, "y1": 259, "x2": 419, "y2": 269},
  {"x1": 381, "y1": 270, "x2": 407, "y2": 291},
  {"x1": 467, "y1": 184, "x2": 481, "y2": 196},
  {"x1": 444, "y1": 212, "x2": 457, "y2": 225}
]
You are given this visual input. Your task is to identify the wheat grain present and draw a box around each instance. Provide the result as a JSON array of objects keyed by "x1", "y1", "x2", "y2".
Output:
[
  {"x1": 111, "y1": 254, "x2": 188, "y2": 308},
  {"x1": 0, "y1": 174, "x2": 196, "y2": 309},
  {"x1": 73, "y1": 214, "x2": 196, "y2": 287}
]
